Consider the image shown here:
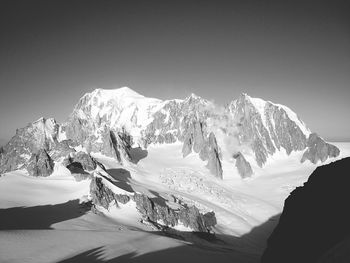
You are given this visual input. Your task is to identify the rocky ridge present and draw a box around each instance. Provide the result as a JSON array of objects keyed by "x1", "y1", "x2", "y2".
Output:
[{"x1": 90, "y1": 176, "x2": 217, "y2": 232}]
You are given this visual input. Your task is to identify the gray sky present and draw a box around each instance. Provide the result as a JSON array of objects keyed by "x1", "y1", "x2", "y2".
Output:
[{"x1": 0, "y1": 0, "x2": 349, "y2": 143}]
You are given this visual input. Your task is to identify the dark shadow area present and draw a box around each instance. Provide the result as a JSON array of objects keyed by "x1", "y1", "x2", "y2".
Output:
[
  {"x1": 107, "y1": 168, "x2": 131, "y2": 181},
  {"x1": 55, "y1": 214, "x2": 281, "y2": 263},
  {"x1": 261, "y1": 157, "x2": 350, "y2": 263},
  {"x1": 66, "y1": 162, "x2": 90, "y2": 175},
  {"x1": 106, "y1": 168, "x2": 134, "y2": 193},
  {"x1": 57, "y1": 245, "x2": 246, "y2": 263},
  {"x1": 128, "y1": 147, "x2": 148, "y2": 164},
  {"x1": 58, "y1": 247, "x2": 105, "y2": 263},
  {"x1": 148, "y1": 190, "x2": 168, "y2": 207},
  {"x1": 0, "y1": 199, "x2": 89, "y2": 230}
]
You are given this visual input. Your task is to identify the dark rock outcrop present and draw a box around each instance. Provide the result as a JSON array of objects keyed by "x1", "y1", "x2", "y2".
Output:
[
  {"x1": 64, "y1": 151, "x2": 97, "y2": 171},
  {"x1": 0, "y1": 117, "x2": 58, "y2": 174},
  {"x1": 261, "y1": 157, "x2": 350, "y2": 263},
  {"x1": 66, "y1": 162, "x2": 92, "y2": 181},
  {"x1": 206, "y1": 132, "x2": 223, "y2": 179},
  {"x1": 181, "y1": 120, "x2": 222, "y2": 178},
  {"x1": 90, "y1": 177, "x2": 130, "y2": 209},
  {"x1": 90, "y1": 176, "x2": 216, "y2": 232},
  {"x1": 133, "y1": 193, "x2": 216, "y2": 232},
  {"x1": 26, "y1": 149, "x2": 55, "y2": 177},
  {"x1": 133, "y1": 193, "x2": 178, "y2": 227},
  {"x1": 301, "y1": 133, "x2": 340, "y2": 164},
  {"x1": 233, "y1": 152, "x2": 253, "y2": 178}
]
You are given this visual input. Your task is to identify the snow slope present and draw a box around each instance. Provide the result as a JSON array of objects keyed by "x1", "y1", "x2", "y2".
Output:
[{"x1": 1, "y1": 143, "x2": 349, "y2": 262}]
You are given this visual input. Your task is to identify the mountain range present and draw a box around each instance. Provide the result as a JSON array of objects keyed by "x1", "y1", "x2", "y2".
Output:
[
  {"x1": 0, "y1": 87, "x2": 340, "y2": 179},
  {"x1": 0, "y1": 87, "x2": 341, "y2": 234}
]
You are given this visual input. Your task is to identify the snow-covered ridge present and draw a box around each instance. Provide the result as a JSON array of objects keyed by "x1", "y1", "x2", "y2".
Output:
[
  {"x1": 1, "y1": 86, "x2": 339, "y2": 180},
  {"x1": 242, "y1": 94, "x2": 311, "y2": 137}
]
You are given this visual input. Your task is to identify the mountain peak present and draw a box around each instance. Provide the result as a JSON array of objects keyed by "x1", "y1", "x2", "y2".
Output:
[
  {"x1": 186, "y1": 93, "x2": 201, "y2": 100},
  {"x1": 92, "y1": 86, "x2": 144, "y2": 99}
]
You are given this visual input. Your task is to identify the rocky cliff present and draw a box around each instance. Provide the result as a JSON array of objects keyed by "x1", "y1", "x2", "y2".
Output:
[
  {"x1": 26, "y1": 149, "x2": 55, "y2": 177},
  {"x1": 0, "y1": 117, "x2": 58, "y2": 174},
  {"x1": 261, "y1": 157, "x2": 350, "y2": 263},
  {"x1": 90, "y1": 176, "x2": 217, "y2": 232},
  {"x1": 233, "y1": 152, "x2": 253, "y2": 178}
]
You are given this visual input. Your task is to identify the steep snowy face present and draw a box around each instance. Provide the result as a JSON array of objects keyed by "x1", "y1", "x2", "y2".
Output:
[
  {"x1": 227, "y1": 94, "x2": 311, "y2": 167},
  {"x1": 71, "y1": 87, "x2": 164, "y2": 139},
  {"x1": 61, "y1": 87, "x2": 165, "y2": 161}
]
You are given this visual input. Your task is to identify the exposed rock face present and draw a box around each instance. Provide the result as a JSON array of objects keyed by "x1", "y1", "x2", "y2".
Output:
[
  {"x1": 90, "y1": 177, "x2": 130, "y2": 209},
  {"x1": 0, "y1": 117, "x2": 58, "y2": 174},
  {"x1": 143, "y1": 94, "x2": 210, "y2": 147},
  {"x1": 133, "y1": 193, "x2": 217, "y2": 232},
  {"x1": 133, "y1": 193, "x2": 178, "y2": 227},
  {"x1": 228, "y1": 94, "x2": 309, "y2": 167},
  {"x1": 181, "y1": 119, "x2": 222, "y2": 178},
  {"x1": 49, "y1": 139, "x2": 76, "y2": 161},
  {"x1": 301, "y1": 133, "x2": 340, "y2": 164},
  {"x1": 26, "y1": 149, "x2": 55, "y2": 177},
  {"x1": 62, "y1": 120, "x2": 131, "y2": 163},
  {"x1": 262, "y1": 158, "x2": 350, "y2": 263},
  {"x1": 206, "y1": 132, "x2": 223, "y2": 179},
  {"x1": 64, "y1": 151, "x2": 97, "y2": 171},
  {"x1": 90, "y1": 176, "x2": 216, "y2": 232},
  {"x1": 182, "y1": 120, "x2": 208, "y2": 159},
  {"x1": 65, "y1": 162, "x2": 92, "y2": 181},
  {"x1": 0, "y1": 118, "x2": 58, "y2": 173},
  {"x1": 233, "y1": 152, "x2": 253, "y2": 178}
]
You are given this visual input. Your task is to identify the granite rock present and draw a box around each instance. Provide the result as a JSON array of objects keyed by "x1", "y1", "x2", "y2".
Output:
[
  {"x1": 301, "y1": 133, "x2": 340, "y2": 164},
  {"x1": 26, "y1": 149, "x2": 55, "y2": 177},
  {"x1": 233, "y1": 152, "x2": 253, "y2": 178}
]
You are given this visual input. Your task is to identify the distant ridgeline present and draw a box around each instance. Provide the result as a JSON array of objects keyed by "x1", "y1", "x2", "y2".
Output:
[{"x1": 0, "y1": 87, "x2": 339, "y2": 179}]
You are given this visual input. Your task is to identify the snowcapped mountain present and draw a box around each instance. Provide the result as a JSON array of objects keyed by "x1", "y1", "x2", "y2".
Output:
[
  {"x1": 0, "y1": 86, "x2": 344, "y2": 255},
  {"x1": 0, "y1": 87, "x2": 339, "y2": 179},
  {"x1": 63, "y1": 87, "x2": 339, "y2": 178}
]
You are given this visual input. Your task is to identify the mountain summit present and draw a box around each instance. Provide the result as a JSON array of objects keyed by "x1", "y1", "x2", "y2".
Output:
[{"x1": 0, "y1": 87, "x2": 340, "y2": 178}]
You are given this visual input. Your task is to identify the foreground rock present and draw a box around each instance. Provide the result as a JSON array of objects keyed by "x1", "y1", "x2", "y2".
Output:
[
  {"x1": 133, "y1": 193, "x2": 216, "y2": 232},
  {"x1": 26, "y1": 149, "x2": 55, "y2": 177},
  {"x1": 90, "y1": 177, "x2": 130, "y2": 209},
  {"x1": 90, "y1": 176, "x2": 216, "y2": 232},
  {"x1": 261, "y1": 157, "x2": 350, "y2": 263}
]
